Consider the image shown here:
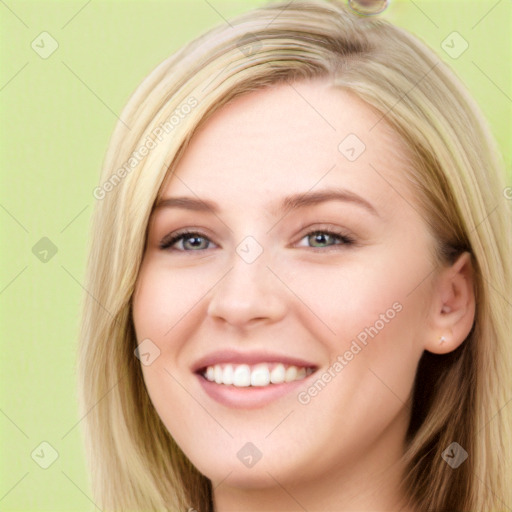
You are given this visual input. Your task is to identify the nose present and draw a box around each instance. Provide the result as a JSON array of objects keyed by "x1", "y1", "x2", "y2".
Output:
[{"x1": 206, "y1": 250, "x2": 287, "y2": 329}]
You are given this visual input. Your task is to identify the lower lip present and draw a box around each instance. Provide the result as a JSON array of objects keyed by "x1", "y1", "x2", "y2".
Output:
[{"x1": 196, "y1": 373, "x2": 315, "y2": 409}]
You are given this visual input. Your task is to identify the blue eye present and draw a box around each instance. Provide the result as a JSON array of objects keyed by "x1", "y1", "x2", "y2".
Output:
[
  {"x1": 301, "y1": 230, "x2": 354, "y2": 249},
  {"x1": 159, "y1": 231, "x2": 212, "y2": 251},
  {"x1": 159, "y1": 229, "x2": 355, "y2": 252}
]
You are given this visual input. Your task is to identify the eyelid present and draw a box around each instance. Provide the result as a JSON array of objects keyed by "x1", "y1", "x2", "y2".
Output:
[
  {"x1": 159, "y1": 229, "x2": 218, "y2": 251},
  {"x1": 292, "y1": 222, "x2": 355, "y2": 244},
  {"x1": 159, "y1": 223, "x2": 356, "y2": 252}
]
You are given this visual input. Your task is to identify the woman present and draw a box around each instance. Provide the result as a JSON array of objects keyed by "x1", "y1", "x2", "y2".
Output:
[{"x1": 78, "y1": 1, "x2": 512, "y2": 510}]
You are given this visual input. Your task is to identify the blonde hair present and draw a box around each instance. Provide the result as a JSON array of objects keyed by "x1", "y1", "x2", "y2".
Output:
[{"x1": 78, "y1": 1, "x2": 512, "y2": 510}]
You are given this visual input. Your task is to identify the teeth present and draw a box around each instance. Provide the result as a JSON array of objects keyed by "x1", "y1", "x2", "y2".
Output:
[
  {"x1": 250, "y1": 364, "x2": 270, "y2": 387},
  {"x1": 214, "y1": 365, "x2": 223, "y2": 384},
  {"x1": 284, "y1": 365, "x2": 297, "y2": 382},
  {"x1": 223, "y1": 364, "x2": 234, "y2": 385},
  {"x1": 203, "y1": 363, "x2": 313, "y2": 387},
  {"x1": 270, "y1": 363, "x2": 286, "y2": 384},
  {"x1": 233, "y1": 364, "x2": 251, "y2": 387}
]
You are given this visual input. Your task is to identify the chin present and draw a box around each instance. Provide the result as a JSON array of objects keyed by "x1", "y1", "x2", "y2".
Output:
[{"x1": 203, "y1": 461, "x2": 287, "y2": 490}]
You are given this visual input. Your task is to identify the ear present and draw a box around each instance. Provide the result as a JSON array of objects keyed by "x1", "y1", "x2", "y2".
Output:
[{"x1": 424, "y1": 251, "x2": 476, "y2": 354}]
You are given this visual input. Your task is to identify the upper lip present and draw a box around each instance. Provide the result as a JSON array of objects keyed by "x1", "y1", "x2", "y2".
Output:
[{"x1": 191, "y1": 350, "x2": 319, "y2": 373}]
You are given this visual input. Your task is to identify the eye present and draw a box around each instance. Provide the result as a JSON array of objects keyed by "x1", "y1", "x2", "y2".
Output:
[
  {"x1": 297, "y1": 229, "x2": 355, "y2": 249},
  {"x1": 159, "y1": 227, "x2": 355, "y2": 252},
  {"x1": 159, "y1": 230, "x2": 215, "y2": 251}
]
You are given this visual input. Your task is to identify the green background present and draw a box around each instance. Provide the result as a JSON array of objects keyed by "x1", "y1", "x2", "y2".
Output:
[{"x1": 1, "y1": 0, "x2": 510, "y2": 510}]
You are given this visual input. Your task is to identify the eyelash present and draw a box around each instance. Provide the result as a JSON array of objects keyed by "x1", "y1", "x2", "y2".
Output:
[{"x1": 159, "y1": 227, "x2": 355, "y2": 252}]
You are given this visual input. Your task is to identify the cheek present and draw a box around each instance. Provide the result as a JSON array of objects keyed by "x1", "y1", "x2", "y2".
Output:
[
  {"x1": 281, "y1": 250, "x2": 429, "y2": 409},
  {"x1": 287, "y1": 274, "x2": 425, "y2": 475},
  {"x1": 132, "y1": 263, "x2": 208, "y2": 454},
  {"x1": 281, "y1": 249, "x2": 430, "y2": 348},
  {"x1": 132, "y1": 259, "x2": 212, "y2": 341}
]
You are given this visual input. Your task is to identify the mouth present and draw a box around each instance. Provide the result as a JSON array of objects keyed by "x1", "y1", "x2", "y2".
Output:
[
  {"x1": 192, "y1": 353, "x2": 319, "y2": 409},
  {"x1": 198, "y1": 362, "x2": 316, "y2": 387}
]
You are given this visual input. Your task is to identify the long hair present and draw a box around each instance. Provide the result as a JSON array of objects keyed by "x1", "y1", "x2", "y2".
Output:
[{"x1": 77, "y1": 1, "x2": 512, "y2": 510}]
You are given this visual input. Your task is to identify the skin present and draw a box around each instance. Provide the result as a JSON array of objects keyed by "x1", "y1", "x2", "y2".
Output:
[{"x1": 132, "y1": 78, "x2": 475, "y2": 511}]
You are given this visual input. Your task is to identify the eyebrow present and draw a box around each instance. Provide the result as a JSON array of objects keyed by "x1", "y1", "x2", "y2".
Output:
[{"x1": 154, "y1": 188, "x2": 379, "y2": 217}]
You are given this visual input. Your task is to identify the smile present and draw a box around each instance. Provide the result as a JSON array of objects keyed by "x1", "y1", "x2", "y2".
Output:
[
  {"x1": 192, "y1": 351, "x2": 319, "y2": 408},
  {"x1": 202, "y1": 363, "x2": 315, "y2": 387}
]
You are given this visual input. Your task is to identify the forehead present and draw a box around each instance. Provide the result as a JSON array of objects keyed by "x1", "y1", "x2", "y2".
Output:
[{"x1": 162, "y1": 79, "x2": 411, "y2": 209}]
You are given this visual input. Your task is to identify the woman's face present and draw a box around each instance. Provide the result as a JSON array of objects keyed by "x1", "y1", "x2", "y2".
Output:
[{"x1": 132, "y1": 79, "x2": 438, "y2": 500}]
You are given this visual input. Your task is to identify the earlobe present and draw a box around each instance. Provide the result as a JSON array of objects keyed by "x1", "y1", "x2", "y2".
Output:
[
  {"x1": 425, "y1": 251, "x2": 476, "y2": 355},
  {"x1": 427, "y1": 331, "x2": 455, "y2": 354}
]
